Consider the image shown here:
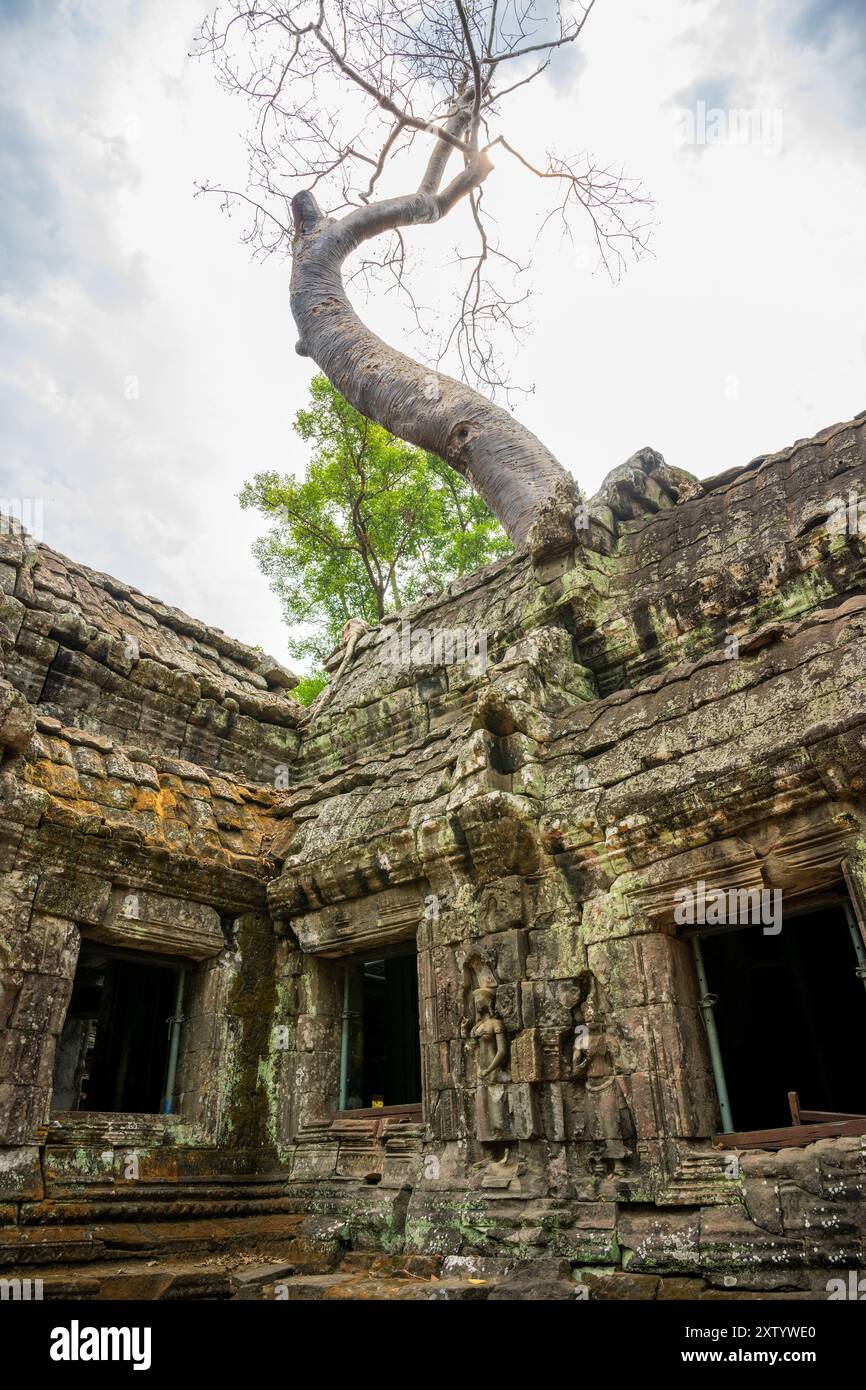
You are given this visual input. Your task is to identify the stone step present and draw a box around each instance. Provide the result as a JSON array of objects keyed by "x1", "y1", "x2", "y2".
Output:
[
  {"x1": 336, "y1": 1250, "x2": 444, "y2": 1278},
  {"x1": 0, "y1": 1212, "x2": 328, "y2": 1272},
  {"x1": 0, "y1": 1251, "x2": 317, "y2": 1300},
  {"x1": 253, "y1": 1271, "x2": 495, "y2": 1301},
  {"x1": 4, "y1": 1256, "x2": 828, "y2": 1302},
  {"x1": 245, "y1": 1253, "x2": 586, "y2": 1302}
]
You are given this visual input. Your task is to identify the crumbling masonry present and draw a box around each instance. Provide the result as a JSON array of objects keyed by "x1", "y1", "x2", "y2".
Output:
[{"x1": 1, "y1": 412, "x2": 866, "y2": 1300}]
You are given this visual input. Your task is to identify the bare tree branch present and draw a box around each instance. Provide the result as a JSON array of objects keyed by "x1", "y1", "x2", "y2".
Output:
[{"x1": 195, "y1": 0, "x2": 654, "y2": 545}]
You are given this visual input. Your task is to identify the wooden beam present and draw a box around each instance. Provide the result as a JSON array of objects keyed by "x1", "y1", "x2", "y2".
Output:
[
  {"x1": 798, "y1": 1108, "x2": 866, "y2": 1123},
  {"x1": 713, "y1": 1118, "x2": 866, "y2": 1150}
]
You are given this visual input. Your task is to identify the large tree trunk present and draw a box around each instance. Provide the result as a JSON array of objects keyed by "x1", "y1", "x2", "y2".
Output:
[{"x1": 290, "y1": 180, "x2": 578, "y2": 547}]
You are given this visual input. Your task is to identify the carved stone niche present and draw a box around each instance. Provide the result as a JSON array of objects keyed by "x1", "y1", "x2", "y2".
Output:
[
  {"x1": 456, "y1": 951, "x2": 542, "y2": 1150},
  {"x1": 86, "y1": 888, "x2": 225, "y2": 961},
  {"x1": 570, "y1": 971, "x2": 636, "y2": 1180}
]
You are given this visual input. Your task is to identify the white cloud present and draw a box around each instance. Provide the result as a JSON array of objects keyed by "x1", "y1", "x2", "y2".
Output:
[{"x1": 1, "y1": 0, "x2": 864, "y2": 667}]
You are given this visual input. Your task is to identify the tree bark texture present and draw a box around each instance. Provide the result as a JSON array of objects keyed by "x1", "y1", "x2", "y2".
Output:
[{"x1": 290, "y1": 183, "x2": 577, "y2": 547}]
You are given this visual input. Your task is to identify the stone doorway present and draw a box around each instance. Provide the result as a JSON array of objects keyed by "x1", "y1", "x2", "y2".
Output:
[
  {"x1": 51, "y1": 943, "x2": 184, "y2": 1115},
  {"x1": 699, "y1": 906, "x2": 866, "y2": 1132},
  {"x1": 341, "y1": 947, "x2": 422, "y2": 1113}
]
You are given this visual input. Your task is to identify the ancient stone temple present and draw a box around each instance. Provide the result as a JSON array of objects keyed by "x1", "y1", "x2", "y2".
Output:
[{"x1": 1, "y1": 411, "x2": 865, "y2": 1300}]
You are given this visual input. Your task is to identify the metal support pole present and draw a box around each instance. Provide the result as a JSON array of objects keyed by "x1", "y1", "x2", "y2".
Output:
[
  {"x1": 843, "y1": 901, "x2": 866, "y2": 996},
  {"x1": 160, "y1": 967, "x2": 186, "y2": 1115},
  {"x1": 690, "y1": 934, "x2": 734, "y2": 1133},
  {"x1": 338, "y1": 964, "x2": 350, "y2": 1112}
]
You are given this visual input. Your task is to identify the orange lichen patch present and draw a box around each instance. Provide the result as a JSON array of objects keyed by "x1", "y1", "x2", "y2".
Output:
[
  {"x1": 41, "y1": 798, "x2": 103, "y2": 827},
  {"x1": 151, "y1": 786, "x2": 179, "y2": 817},
  {"x1": 24, "y1": 760, "x2": 81, "y2": 798},
  {"x1": 86, "y1": 779, "x2": 136, "y2": 811},
  {"x1": 14, "y1": 724, "x2": 275, "y2": 877}
]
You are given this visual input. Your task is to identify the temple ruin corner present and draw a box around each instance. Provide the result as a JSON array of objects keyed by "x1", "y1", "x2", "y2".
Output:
[{"x1": 2, "y1": 411, "x2": 866, "y2": 1300}]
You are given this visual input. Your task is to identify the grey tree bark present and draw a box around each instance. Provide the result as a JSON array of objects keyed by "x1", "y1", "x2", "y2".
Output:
[{"x1": 290, "y1": 155, "x2": 578, "y2": 547}]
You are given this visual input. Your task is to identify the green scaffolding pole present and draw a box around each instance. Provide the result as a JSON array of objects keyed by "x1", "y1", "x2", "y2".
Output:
[
  {"x1": 338, "y1": 965, "x2": 350, "y2": 1113},
  {"x1": 843, "y1": 901, "x2": 866, "y2": 996},
  {"x1": 160, "y1": 967, "x2": 186, "y2": 1116},
  {"x1": 690, "y1": 934, "x2": 733, "y2": 1134}
]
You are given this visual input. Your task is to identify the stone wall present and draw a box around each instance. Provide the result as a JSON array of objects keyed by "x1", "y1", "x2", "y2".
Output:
[
  {"x1": 0, "y1": 540, "x2": 291, "y2": 1271},
  {"x1": 1, "y1": 411, "x2": 865, "y2": 1297}
]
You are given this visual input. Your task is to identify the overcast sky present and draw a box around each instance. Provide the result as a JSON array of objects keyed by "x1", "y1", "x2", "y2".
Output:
[{"x1": 1, "y1": 0, "x2": 864, "y2": 667}]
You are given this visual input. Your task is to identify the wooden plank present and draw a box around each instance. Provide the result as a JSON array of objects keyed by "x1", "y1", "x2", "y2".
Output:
[
  {"x1": 337, "y1": 1103, "x2": 421, "y2": 1119},
  {"x1": 799, "y1": 1108, "x2": 866, "y2": 1123},
  {"x1": 713, "y1": 1118, "x2": 866, "y2": 1150}
]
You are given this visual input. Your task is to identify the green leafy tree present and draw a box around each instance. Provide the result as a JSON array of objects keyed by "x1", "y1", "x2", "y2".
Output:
[{"x1": 240, "y1": 375, "x2": 511, "y2": 689}]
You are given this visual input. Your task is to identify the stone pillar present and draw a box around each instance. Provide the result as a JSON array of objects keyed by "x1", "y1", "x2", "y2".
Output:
[{"x1": 0, "y1": 872, "x2": 81, "y2": 1147}]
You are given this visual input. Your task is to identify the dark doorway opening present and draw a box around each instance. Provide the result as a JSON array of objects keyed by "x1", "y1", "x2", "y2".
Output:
[
  {"x1": 699, "y1": 906, "x2": 866, "y2": 1132},
  {"x1": 52, "y1": 943, "x2": 180, "y2": 1114},
  {"x1": 344, "y1": 949, "x2": 421, "y2": 1110}
]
